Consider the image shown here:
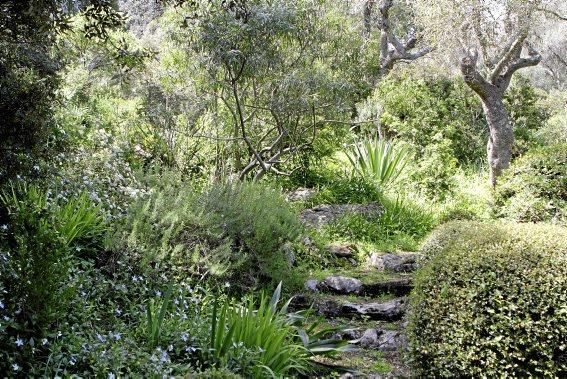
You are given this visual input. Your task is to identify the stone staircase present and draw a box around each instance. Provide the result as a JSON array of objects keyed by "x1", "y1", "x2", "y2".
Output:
[{"x1": 292, "y1": 252, "x2": 422, "y2": 378}]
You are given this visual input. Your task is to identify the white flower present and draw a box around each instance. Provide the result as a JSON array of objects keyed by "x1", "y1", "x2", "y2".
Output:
[
  {"x1": 115, "y1": 308, "x2": 122, "y2": 316},
  {"x1": 113, "y1": 332, "x2": 121, "y2": 341},
  {"x1": 15, "y1": 337, "x2": 24, "y2": 347},
  {"x1": 0, "y1": 300, "x2": 4, "y2": 309},
  {"x1": 224, "y1": 282, "x2": 231, "y2": 288},
  {"x1": 155, "y1": 290, "x2": 162, "y2": 297},
  {"x1": 180, "y1": 332, "x2": 189, "y2": 342},
  {"x1": 42, "y1": 338, "x2": 48, "y2": 346},
  {"x1": 0, "y1": 224, "x2": 8, "y2": 231},
  {"x1": 33, "y1": 165, "x2": 40, "y2": 171},
  {"x1": 96, "y1": 333, "x2": 106, "y2": 343},
  {"x1": 185, "y1": 346, "x2": 196, "y2": 353},
  {"x1": 108, "y1": 373, "x2": 115, "y2": 379},
  {"x1": 12, "y1": 363, "x2": 19, "y2": 371},
  {"x1": 69, "y1": 358, "x2": 76, "y2": 366}
]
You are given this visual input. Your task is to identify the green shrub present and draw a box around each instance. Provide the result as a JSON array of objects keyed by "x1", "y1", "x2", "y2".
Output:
[
  {"x1": 113, "y1": 180, "x2": 301, "y2": 290},
  {"x1": 0, "y1": 184, "x2": 106, "y2": 374},
  {"x1": 409, "y1": 221, "x2": 567, "y2": 377},
  {"x1": 496, "y1": 144, "x2": 567, "y2": 224}
]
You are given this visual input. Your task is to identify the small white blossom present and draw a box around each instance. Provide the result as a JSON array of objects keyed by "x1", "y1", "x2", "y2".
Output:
[
  {"x1": 180, "y1": 332, "x2": 188, "y2": 342},
  {"x1": 42, "y1": 338, "x2": 48, "y2": 346},
  {"x1": 15, "y1": 337, "x2": 24, "y2": 347},
  {"x1": 1, "y1": 225, "x2": 8, "y2": 231},
  {"x1": 113, "y1": 332, "x2": 121, "y2": 341},
  {"x1": 12, "y1": 363, "x2": 19, "y2": 371},
  {"x1": 108, "y1": 373, "x2": 115, "y2": 379},
  {"x1": 0, "y1": 300, "x2": 4, "y2": 309}
]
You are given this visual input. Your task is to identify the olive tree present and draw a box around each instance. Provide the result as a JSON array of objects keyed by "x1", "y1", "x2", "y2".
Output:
[
  {"x1": 412, "y1": 0, "x2": 564, "y2": 185},
  {"x1": 172, "y1": 0, "x2": 362, "y2": 180}
]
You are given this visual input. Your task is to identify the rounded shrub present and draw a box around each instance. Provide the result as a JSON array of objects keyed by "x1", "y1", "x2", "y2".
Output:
[
  {"x1": 496, "y1": 143, "x2": 566, "y2": 224},
  {"x1": 409, "y1": 221, "x2": 567, "y2": 377}
]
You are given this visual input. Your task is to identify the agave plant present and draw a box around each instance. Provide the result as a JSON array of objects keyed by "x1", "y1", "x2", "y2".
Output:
[{"x1": 345, "y1": 138, "x2": 410, "y2": 189}]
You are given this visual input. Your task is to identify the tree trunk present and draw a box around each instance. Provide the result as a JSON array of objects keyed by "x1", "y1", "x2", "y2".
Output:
[{"x1": 481, "y1": 94, "x2": 514, "y2": 187}]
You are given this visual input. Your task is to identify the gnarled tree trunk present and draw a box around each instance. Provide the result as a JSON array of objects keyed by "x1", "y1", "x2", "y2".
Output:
[{"x1": 482, "y1": 95, "x2": 514, "y2": 186}]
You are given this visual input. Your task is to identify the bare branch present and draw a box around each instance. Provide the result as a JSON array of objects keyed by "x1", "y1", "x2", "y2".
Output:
[{"x1": 489, "y1": 29, "x2": 528, "y2": 83}]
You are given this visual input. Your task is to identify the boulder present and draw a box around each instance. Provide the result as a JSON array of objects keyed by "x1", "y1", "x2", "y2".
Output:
[
  {"x1": 341, "y1": 298, "x2": 405, "y2": 321},
  {"x1": 304, "y1": 279, "x2": 319, "y2": 292},
  {"x1": 300, "y1": 203, "x2": 382, "y2": 229},
  {"x1": 376, "y1": 330, "x2": 407, "y2": 352},
  {"x1": 327, "y1": 243, "x2": 356, "y2": 258},
  {"x1": 367, "y1": 252, "x2": 422, "y2": 272},
  {"x1": 318, "y1": 275, "x2": 363, "y2": 295},
  {"x1": 360, "y1": 328, "x2": 380, "y2": 347}
]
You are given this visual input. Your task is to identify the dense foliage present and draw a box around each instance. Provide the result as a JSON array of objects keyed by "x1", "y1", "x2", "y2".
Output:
[
  {"x1": 409, "y1": 221, "x2": 567, "y2": 377},
  {"x1": 496, "y1": 143, "x2": 567, "y2": 224}
]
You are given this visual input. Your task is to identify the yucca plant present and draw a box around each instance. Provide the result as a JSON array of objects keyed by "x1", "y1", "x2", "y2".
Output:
[{"x1": 345, "y1": 138, "x2": 410, "y2": 189}]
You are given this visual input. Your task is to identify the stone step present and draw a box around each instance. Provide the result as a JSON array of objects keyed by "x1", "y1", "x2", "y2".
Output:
[
  {"x1": 366, "y1": 252, "x2": 422, "y2": 273},
  {"x1": 291, "y1": 295, "x2": 406, "y2": 321},
  {"x1": 306, "y1": 275, "x2": 413, "y2": 297}
]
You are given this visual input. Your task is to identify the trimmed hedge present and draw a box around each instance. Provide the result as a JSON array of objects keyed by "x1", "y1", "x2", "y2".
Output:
[{"x1": 409, "y1": 221, "x2": 567, "y2": 377}]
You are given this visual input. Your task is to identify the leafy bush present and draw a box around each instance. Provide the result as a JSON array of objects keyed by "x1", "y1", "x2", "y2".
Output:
[
  {"x1": 113, "y1": 180, "x2": 301, "y2": 290},
  {"x1": 409, "y1": 221, "x2": 567, "y2": 377},
  {"x1": 0, "y1": 184, "x2": 106, "y2": 374},
  {"x1": 495, "y1": 144, "x2": 567, "y2": 224},
  {"x1": 345, "y1": 138, "x2": 410, "y2": 189}
]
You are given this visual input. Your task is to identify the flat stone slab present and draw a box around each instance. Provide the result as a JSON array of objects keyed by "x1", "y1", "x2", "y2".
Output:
[
  {"x1": 367, "y1": 252, "x2": 422, "y2": 273},
  {"x1": 305, "y1": 276, "x2": 413, "y2": 296},
  {"x1": 300, "y1": 203, "x2": 382, "y2": 229},
  {"x1": 341, "y1": 298, "x2": 405, "y2": 321},
  {"x1": 318, "y1": 276, "x2": 363, "y2": 295},
  {"x1": 362, "y1": 278, "x2": 413, "y2": 297}
]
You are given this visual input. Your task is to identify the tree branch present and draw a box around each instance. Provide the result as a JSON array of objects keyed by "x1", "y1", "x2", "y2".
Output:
[{"x1": 460, "y1": 49, "x2": 490, "y2": 99}]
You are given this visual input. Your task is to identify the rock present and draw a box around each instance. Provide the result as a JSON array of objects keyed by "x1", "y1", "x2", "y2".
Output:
[
  {"x1": 318, "y1": 276, "x2": 363, "y2": 295},
  {"x1": 288, "y1": 294, "x2": 311, "y2": 312},
  {"x1": 286, "y1": 188, "x2": 317, "y2": 202},
  {"x1": 304, "y1": 279, "x2": 319, "y2": 292},
  {"x1": 334, "y1": 328, "x2": 364, "y2": 341},
  {"x1": 376, "y1": 330, "x2": 407, "y2": 352},
  {"x1": 302, "y1": 236, "x2": 314, "y2": 246},
  {"x1": 367, "y1": 252, "x2": 422, "y2": 272},
  {"x1": 362, "y1": 278, "x2": 413, "y2": 297},
  {"x1": 314, "y1": 298, "x2": 343, "y2": 318},
  {"x1": 327, "y1": 243, "x2": 356, "y2": 258},
  {"x1": 300, "y1": 203, "x2": 382, "y2": 229},
  {"x1": 360, "y1": 328, "x2": 380, "y2": 347},
  {"x1": 341, "y1": 298, "x2": 405, "y2": 321}
]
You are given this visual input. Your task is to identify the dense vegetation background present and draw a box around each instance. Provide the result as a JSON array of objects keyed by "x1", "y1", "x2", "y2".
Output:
[{"x1": 0, "y1": 0, "x2": 565, "y2": 377}]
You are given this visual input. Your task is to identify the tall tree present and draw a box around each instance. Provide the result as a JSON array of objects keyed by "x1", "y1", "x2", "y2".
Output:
[{"x1": 412, "y1": 0, "x2": 564, "y2": 185}]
